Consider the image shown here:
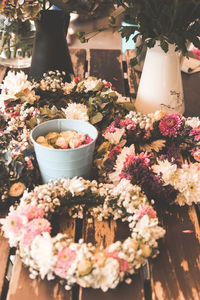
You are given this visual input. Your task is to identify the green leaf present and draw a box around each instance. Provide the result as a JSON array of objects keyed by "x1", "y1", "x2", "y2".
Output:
[
  {"x1": 118, "y1": 102, "x2": 136, "y2": 111},
  {"x1": 160, "y1": 40, "x2": 169, "y2": 53},
  {"x1": 130, "y1": 57, "x2": 138, "y2": 67},
  {"x1": 90, "y1": 112, "x2": 103, "y2": 124}
]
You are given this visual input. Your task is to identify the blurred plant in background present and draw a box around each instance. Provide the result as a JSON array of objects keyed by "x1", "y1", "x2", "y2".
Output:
[{"x1": 76, "y1": 0, "x2": 200, "y2": 65}]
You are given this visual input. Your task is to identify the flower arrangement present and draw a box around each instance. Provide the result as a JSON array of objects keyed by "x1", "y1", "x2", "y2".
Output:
[
  {"x1": 96, "y1": 110, "x2": 200, "y2": 206},
  {"x1": 0, "y1": 70, "x2": 133, "y2": 208},
  {"x1": 1, "y1": 177, "x2": 165, "y2": 291}
]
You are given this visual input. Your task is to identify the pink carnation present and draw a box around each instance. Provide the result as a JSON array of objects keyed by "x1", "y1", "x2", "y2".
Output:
[
  {"x1": 136, "y1": 205, "x2": 157, "y2": 220},
  {"x1": 3, "y1": 211, "x2": 24, "y2": 234},
  {"x1": 159, "y1": 113, "x2": 182, "y2": 137},
  {"x1": 189, "y1": 125, "x2": 200, "y2": 141},
  {"x1": 19, "y1": 205, "x2": 44, "y2": 221},
  {"x1": 54, "y1": 247, "x2": 76, "y2": 277}
]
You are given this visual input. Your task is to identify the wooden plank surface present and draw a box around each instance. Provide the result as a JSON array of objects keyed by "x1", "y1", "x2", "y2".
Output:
[
  {"x1": 88, "y1": 49, "x2": 125, "y2": 95},
  {"x1": 69, "y1": 49, "x2": 87, "y2": 78},
  {"x1": 0, "y1": 230, "x2": 10, "y2": 299},
  {"x1": 80, "y1": 219, "x2": 145, "y2": 300},
  {"x1": 182, "y1": 72, "x2": 200, "y2": 117},
  {"x1": 151, "y1": 205, "x2": 200, "y2": 300}
]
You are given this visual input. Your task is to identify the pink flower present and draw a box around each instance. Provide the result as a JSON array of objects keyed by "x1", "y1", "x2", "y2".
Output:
[
  {"x1": 108, "y1": 145, "x2": 122, "y2": 159},
  {"x1": 20, "y1": 217, "x2": 51, "y2": 248},
  {"x1": 106, "y1": 250, "x2": 129, "y2": 272},
  {"x1": 192, "y1": 48, "x2": 200, "y2": 60},
  {"x1": 54, "y1": 247, "x2": 76, "y2": 277},
  {"x1": 138, "y1": 152, "x2": 151, "y2": 165},
  {"x1": 3, "y1": 211, "x2": 24, "y2": 234},
  {"x1": 26, "y1": 218, "x2": 51, "y2": 235},
  {"x1": 119, "y1": 118, "x2": 136, "y2": 131},
  {"x1": 159, "y1": 113, "x2": 182, "y2": 137},
  {"x1": 189, "y1": 125, "x2": 200, "y2": 141},
  {"x1": 19, "y1": 205, "x2": 44, "y2": 221},
  {"x1": 136, "y1": 205, "x2": 157, "y2": 220},
  {"x1": 192, "y1": 148, "x2": 200, "y2": 162},
  {"x1": 85, "y1": 136, "x2": 93, "y2": 144},
  {"x1": 55, "y1": 137, "x2": 68, "y2": 149},
  {"x1": 104, "y1": 121, "x2": 116, "y2": 134},
  {"x1": 20, "y1": 228, "x2": 39, "y2": 247},
  {"x1": 73, "y1": 76, "x2": 81, "y2": 83}
]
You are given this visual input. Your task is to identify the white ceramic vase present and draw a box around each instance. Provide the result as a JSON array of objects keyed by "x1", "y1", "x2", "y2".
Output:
[{"x1": 135, "y1": 42, "x2": 185, "y2": 114}]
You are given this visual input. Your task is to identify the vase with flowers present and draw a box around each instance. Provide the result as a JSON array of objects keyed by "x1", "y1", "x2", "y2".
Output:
[
  {"x1": 0, "y1": 0, "x2": 40, "y2": 68},
  {"x1": 80, "y1": 0, "x2": 200, "y2": 114},
  {"x1": 116, "y1": 0, "x2": 200, "y2": 114}
]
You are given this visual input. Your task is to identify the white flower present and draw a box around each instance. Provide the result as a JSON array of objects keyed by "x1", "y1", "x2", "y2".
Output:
[
  {"x1": 0, "y1": 71, "x2": 32, "y2": 97},
  {"x1": 109, "y1": 145, "x2": 135, "y2": 183},
  {"x1": 63, "y1": 177, "x2": 86, "y2": 196},
  {"x1": 175, "y1": 164, "x2": 200, "y2": 206},
  {"x1": 152, "y1": 160, "x2": 178, "y2": 184},
  {"x1": 86, "y1": 258, "x2": 120, "y2": 292},
  {"x1": 134, "y1": 215, "x2": 165, "y2": 242},
  {"x1": 62, "y1": 103, "x2": 89, "y2": 122},
  {"x1": 185, "y1": 117, "x2": 200, "y2": 128},
  {"x1": 104, "y1": 128, "x2": 125, "y2": 145},
  {"x1": 82, "y1": 78, "x2": 102, "y2": 92},
  {"x1": 30, "y1": 232, "x2": 56, "y2": 279}
]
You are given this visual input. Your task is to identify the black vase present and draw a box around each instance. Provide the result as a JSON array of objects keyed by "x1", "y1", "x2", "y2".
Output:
[{"x1": 29, "y1": 10, "x2": 74, "y2": 81}]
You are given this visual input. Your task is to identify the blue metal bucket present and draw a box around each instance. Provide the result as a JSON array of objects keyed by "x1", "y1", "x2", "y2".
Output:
[{"x1": 30, "y1": 119, "x2": 98, "y2": 183}]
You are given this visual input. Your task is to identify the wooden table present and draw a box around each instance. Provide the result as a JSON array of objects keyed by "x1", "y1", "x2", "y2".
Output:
[{"x1": 0, "y1": 48, "x2": 200, "y2": 300}]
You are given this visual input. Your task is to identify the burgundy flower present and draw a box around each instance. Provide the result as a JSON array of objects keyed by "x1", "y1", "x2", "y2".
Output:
[{"x1": 159, "y1": 113, "x2": 182, "y2": 137}]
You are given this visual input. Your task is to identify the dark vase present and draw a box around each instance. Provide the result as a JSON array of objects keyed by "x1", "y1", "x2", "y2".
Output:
[{"x1": 29, "y1": 10, "x2": 74, "y2": 81}]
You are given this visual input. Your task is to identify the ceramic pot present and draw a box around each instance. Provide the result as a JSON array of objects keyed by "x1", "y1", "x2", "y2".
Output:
[
  {"x1": 29, "y1": 10, "x2": 74, "y2": 81},
  {"x1": 135, "y1": 42, "x2": 185, "y2": 114}
]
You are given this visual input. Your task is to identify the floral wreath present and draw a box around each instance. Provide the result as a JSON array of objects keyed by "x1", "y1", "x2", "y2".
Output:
[
  {"x1": 2, "y1": 177, "x2": 165, "y2": 291},
  {"x1": 0, "y1": 70, "x2": 200, "y2": 291}
]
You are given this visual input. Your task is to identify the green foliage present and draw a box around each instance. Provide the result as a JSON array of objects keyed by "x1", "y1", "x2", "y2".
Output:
[{"x1": 116, "y1": 0, "x2": 200, "y2": 54}]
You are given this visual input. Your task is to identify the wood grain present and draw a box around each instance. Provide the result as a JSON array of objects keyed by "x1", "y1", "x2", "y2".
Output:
[
  {"x1": 69, "y1": 49, "x2": 87, "y2": 78},
  {"x1": 80, "y1": 218, "x2": 145, "y2": 300},
  {"x1": 151, "y1": 205, "x2": 200, "y2": 300},
  {"x1": 0, "y1": 230, "x2": 10, "y2": 298},
  {"x1": 88, "y1": 49, "x2": 125, "y2": 95}
]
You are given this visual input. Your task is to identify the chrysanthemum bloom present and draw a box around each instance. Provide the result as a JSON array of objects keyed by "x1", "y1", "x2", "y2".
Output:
[{"x1": 159, "y1": 113, "x2": 182, "y2": 137}]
